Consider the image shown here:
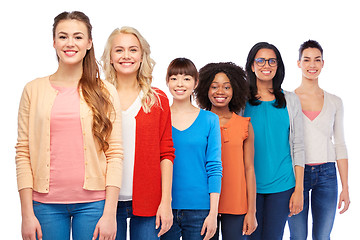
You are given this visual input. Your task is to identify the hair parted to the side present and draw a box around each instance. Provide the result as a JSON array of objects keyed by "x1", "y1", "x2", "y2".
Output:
[
  {"x1": 53, "y1": 11, "x2": 113, "y2": 152},
  {"x1": 245, "y1": 42, "x2": 286, "y2": 108},
  {"x1": 195, "y1": 62, "x2": 249, "y2": 114},
  {"x1": 299, "y1": 39, "x2": 323, "y2": 60},
  {"x1": 101, "y1": 26, "x2": 159, "y2": 113}
]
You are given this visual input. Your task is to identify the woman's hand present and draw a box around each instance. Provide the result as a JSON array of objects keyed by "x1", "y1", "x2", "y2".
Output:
[
  {"x1": 92, "y1": 213, "x2": 117, "y2": 240},
  {"x1": 156, "y1": 201, "x2": 173, "y2": 237},
  {"x1": 289, "y1": 188, "x2": 303, "y2": 217},
  {"x1": 338, "y1": 188, "x2": 350, "y2": 214},
  {"x1": 242, "y1": 212, "x2": 257, "y2": 235},
  {"x1": 201, "y1": 212, "x2": 217, "y2": 240},
  {"x1": 21, "y1": 213, "x2": 42, "y2": 240}
]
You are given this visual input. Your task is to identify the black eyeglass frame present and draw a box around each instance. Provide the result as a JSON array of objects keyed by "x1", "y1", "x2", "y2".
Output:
[{"x1": 254, "y1": 58, "x2": 278, "y2": 67}]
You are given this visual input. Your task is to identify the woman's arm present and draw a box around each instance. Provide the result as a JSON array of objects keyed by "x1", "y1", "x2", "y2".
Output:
[
  {"x1": 201, "y1": 192, "x2": 220, "y2": 240},
  {"x1": 156, "y1": 159, "x2": 174, "y2": 237},
  {"x1": 337, "y1": 158, "x2": 350, "y2": 214},
  {"x1": 288, "y1": 165, "x2": 304, "y2": 217},
  {"x1": 333, "y1": 97, "x2": 350, "y2": 214},
  {"x1": 92, "y1": 186, "x2": 120, "y2": 240},
  {"x1": 92, "y1": 83, "x2": 123, "y2": 239},
  {"x1": 242, "y1": 122, "x2": 257, "y2": 235},
  {"x1": 19, "y1": 188, "x2": 42, "y2": 240}
]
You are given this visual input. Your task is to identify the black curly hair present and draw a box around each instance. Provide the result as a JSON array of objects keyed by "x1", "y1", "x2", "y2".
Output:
[{"x1": 195, "y1": 62, "x2": 249, "y2": 114}]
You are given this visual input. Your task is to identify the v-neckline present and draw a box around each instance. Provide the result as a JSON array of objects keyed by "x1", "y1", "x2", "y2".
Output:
[
  {"x1": 172, "y1": 109, "x2": 201, "y2": 132},
  {"x1": 302, "y1": 91, "x2": 326, "y2": 123}
]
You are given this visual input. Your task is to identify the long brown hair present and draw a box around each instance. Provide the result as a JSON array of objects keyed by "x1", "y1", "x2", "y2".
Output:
[{"x1": 53, "y1": 11, "x2": 113, "y2": 151}]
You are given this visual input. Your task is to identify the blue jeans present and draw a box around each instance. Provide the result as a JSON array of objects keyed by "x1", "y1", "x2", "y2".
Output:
[
  {"x1": 249, "y1": 188, "x2": 294, "y2": 240},
  {"x1": 116, "y1": 201, "x2": 160, "y2": 240},
  {"x1": 33, "y1": 200, "x2": 105, "y2": 240},
  {"x1": 288, "y1": 162, "x2": 338, "y2": 240},
  {"x1": 161, "y1": 209, "x2": 209, "y2": 240},
  {"x1": 211, "y1": 214, "x2": 248, "y2": 240}
]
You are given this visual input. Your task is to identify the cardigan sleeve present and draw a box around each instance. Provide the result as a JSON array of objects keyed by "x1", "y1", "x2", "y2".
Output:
[
  {"x1": 103, "y1": 81, "x2": 124, "y2": 188},
  {"x1": 333, "y1": 96, "x2": 348, "y2": 160},
  {"x1": 288, "y1": 91, "x2": 305, "y2": 167},
  {"x1": 15, "y1": 83, "x2": 33, "y2": 191},
  {"x1": 156, "y1": 89, "x2": 175, "y2": 163},
  {"x1": 205, "y1": 112, "x2": 223, "y2": 194}
]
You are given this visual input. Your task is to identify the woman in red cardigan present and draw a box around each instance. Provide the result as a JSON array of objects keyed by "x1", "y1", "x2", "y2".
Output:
[{"x1": 101, "y1": 26, "x2": 175, "y2": 240}]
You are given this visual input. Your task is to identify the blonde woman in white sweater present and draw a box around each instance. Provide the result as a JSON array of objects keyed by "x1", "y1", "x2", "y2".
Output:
[{"x1": 288, "y1": 40, "x2": 350, "y2": 240}]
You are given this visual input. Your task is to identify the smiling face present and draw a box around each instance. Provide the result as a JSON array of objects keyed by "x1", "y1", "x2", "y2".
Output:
[
  {"x1": 251, "y1": 48, "x2": 278, "y2": 83},
  {"x1": 53, "y1": 19, "x2": 92, "y2": 66},
  {"x1": 110, "y1": 33, "x2": 142, "y2": 78},
  {"x1": 298, "y1": 47, "x2": 324, "y2": 81},
  {"x1": 208, "y1": 72, "x2": 233, "y2": 110},
  {"x1": 168, "y1": 74, "x2": 197, "y2": 101}
]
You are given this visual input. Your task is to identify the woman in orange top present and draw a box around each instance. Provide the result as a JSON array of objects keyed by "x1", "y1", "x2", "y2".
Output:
[{"x1": 195, "y1": 62, "x2": 257, "y2": 239}]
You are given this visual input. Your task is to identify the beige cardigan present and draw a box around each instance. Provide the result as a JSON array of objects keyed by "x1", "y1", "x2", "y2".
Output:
[{"x1": 15, "y1": 76, "x2": 123, "y2": 193}]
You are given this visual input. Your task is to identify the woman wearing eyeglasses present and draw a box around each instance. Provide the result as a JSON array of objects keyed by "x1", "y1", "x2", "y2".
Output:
[{"x1": 243, "y1": 42, "x2": 305, "y2": 240}]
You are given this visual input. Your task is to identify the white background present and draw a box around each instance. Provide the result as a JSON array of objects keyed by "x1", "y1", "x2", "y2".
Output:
[{"x1": 1, "y1": 0, "x2": 358, "y2": 238}]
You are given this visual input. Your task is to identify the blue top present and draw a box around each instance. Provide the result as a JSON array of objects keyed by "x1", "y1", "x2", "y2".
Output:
[
  {"x1": 171, "y1": 109, "x2": 222, "y2": 209},
  {"x1": 244, "y1": 100, "x2": 295, "y2": 194}
]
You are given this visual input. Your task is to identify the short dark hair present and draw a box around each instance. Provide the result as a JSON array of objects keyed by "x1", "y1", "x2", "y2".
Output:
[
  {"x1": 166, "y1": 58, "x2": 199, "y2": 84},
  {"x1": 195, "y1": 62, "x2": 249, "y2": 114},
  {"x1": 299, "y1": 40, "x2": 323, "y2": 60},
  {"x1": 245, "y1": 42, "x2": 286, "y2": 108}
]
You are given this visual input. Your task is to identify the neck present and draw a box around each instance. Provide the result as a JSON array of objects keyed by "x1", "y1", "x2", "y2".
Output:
[
  {"x1": 256, "y1": 79, "x2": 273, "y2": 93},
  {"x1": 297, "y1": 76, "x2": 321, "y2": 94},
  {"x1": 52, "y1": 62, "x2": 83, "y2": 85},
  {"x1": 116, "y1": 73, "x2": 139, "y2": 91},
  {"x1": 171, "y1": 98, "x2": 195, "y2": 112},
  {"x1": 210, "y1": 106, "x2": 232, "y2": 118}
]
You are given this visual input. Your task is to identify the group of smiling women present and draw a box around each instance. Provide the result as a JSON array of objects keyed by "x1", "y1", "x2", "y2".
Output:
[{"x1": 16, "y1": 11, "x2": 349, "y2": 240}]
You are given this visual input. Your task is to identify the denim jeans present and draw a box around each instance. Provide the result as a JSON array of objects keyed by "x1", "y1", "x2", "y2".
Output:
[
  {"x1": 116, "y1": 201, "x2": 160, "y2": 240},
  {"x1": 249, "y1": 187, "x2": 294, "y2": 240},
  {"x1": 33, "y1": 199, "x2": 105, "y2": 240},
  {"x1": 161, "y1": 209, "x2": 209, "y2": 240},
  {"x1": 288, "y1": 162, "x2": 338, "y2": 240},
  {"x1": 211, "y1": 213, "x2": 248, "y2": 240}
]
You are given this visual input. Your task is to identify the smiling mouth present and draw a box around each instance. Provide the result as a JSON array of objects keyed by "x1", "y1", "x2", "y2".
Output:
[
  {"x1": 120, "y1": 62, "x2": 134, "y2": 66},
  {"x1": 261, "y1": 70, "x2": 271, "y2": 75},
  {"x1": 64, "y1": 50, "x2": 77, "y2": 57},
  {"x1": 214, "y1": 97, "x2": 227, "y2": 103},
  {"x1": 308, "y1": 70, "x2": 317, "y2": 74},
  {"x1": 175, "y1": 89, "x2": 186, "y2": 94}
]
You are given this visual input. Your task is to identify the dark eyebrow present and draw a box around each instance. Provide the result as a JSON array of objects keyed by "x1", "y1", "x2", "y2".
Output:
[
  {"x1": 303, "y1": 56, "x2": 322, "y2": 59},
  {"x1": 57, "y1": 31, "x2": 85, "y2": 36}
]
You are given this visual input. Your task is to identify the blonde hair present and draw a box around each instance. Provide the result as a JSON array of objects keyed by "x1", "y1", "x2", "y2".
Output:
[{"x1": 101, "y1": 26, "x2": 158, "y2": 113}]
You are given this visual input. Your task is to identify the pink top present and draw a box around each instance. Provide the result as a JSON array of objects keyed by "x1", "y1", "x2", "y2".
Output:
[
  {"x1": 33, "y1": 85, "x2": 105, "y2": 203},
  {"x1": 302, "y1": 110, "x2": 321, "y2": 121}
]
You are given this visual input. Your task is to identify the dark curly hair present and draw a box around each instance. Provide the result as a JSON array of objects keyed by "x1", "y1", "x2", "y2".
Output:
[
  {"x1": 245, "y1": 42, "x2": 286, "y2": 108},
  {"x1": 195, "y1": 62, "x2": 249, "y2": 114}
]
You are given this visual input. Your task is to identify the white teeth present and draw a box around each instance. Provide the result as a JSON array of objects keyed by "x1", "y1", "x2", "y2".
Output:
[
  {"x1": 308, "y1": 70, "x2": 317, "y2": 73},
  {"x1": 262, "y1": 71, "x2": 270, "y2": 74},
  {"x1": 215, "y1": 97, "x2": 226, "y2": 102},
  {"x1": 121, "y1": 62, "x2": 132, "y2": 66},
  {"x1": 65, "y1": 51, "x2": 76, "y2": 56}
]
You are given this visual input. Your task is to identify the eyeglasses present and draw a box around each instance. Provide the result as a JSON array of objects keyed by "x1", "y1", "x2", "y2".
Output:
[{"x1": 254, "y1": 58, "x2": 278, "y2": 67}]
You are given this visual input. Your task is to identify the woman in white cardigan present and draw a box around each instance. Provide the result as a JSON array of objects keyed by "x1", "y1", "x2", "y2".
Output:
[{"x1": 288, "y1": 40, "x2": 350, "y2": 240}]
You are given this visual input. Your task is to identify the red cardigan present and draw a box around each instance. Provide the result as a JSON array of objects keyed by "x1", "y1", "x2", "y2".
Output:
[{"x1": 132, "y1": 88, "x2": 175, "y2": 216}]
